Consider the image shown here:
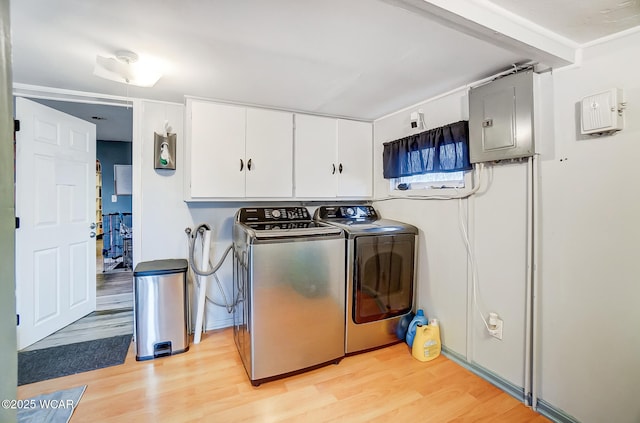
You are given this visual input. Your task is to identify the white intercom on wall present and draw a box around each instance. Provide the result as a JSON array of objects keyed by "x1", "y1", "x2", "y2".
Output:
[{"x1": 580, "y1": 89, "x2": 625, "y2": 136}]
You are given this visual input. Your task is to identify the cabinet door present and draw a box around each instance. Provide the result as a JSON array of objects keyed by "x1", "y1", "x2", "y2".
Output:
[
  {"x1": 294, "y1": 114, "x2": 337, "y2": 198},
  {"x1": 336, "y1": 119, "x2": 372, "y2": 197},
  {"x1": 245, "y1": 108, "x2": 293, "y2": 198},
  {"x1": 189, "y1": 101, "x2": 246, "y2": 198}
]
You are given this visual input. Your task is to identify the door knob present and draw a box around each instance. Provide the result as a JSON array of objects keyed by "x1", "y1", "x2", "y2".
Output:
[
  {"x1": 90, "y1": 222, "x2": 97, "y2": 229},
  {"x1": 90, "y1": 231, "x2": 96, "y2": 238}
]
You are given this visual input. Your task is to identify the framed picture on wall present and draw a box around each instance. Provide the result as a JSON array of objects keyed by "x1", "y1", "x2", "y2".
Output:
[{"x1": 114, "y1": 164, "x2": 132, "y2": 195}]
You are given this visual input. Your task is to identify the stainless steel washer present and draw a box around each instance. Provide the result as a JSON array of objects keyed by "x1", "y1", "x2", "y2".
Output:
[
  {"x1": 315, "y1": 205, "x2": 418, "y2": 355},
  {"x1": 233, "y1": 206, "x2": 345, "y2": 386}
]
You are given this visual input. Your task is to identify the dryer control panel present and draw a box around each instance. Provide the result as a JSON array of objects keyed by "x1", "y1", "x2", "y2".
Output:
[{"x1": 315, "y1": 205, "x2": 378, "y2": 220}]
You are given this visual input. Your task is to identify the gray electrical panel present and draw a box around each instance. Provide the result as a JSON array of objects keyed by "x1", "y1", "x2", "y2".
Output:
[{"x1": 469, "y1": 70, "x2": 535, "y2": 163}]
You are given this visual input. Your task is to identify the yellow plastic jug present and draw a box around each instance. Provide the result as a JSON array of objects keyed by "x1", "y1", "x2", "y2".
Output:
[{"x1": 411, "y1": 319, "x2": 441, "y2": 362}]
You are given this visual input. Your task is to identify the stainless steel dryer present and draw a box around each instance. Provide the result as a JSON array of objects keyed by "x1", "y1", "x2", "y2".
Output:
[
  {"x1": 315, "y1": 205, "x2": 418, "y2": 355},
  {"x1": 233, "y1": 206, "x2": 345, "y2": 386}
]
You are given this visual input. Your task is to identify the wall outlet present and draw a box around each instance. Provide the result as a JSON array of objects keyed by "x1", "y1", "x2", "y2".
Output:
[
  {"x1": 489, "y1": 318, "x2": 503, "y2": 340},
  {"x1": 111, "y1": 194, "x2": 117, "y2": 202}
]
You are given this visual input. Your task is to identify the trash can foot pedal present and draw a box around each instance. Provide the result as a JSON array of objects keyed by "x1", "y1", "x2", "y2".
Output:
[{"x1": 154, "y1": 341, "x2": 172, "y2": 358}]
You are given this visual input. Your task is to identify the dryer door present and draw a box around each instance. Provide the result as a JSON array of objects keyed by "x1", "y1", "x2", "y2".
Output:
[{"x1": 353, "y1": 233, "x2": 415, "y2": 323}]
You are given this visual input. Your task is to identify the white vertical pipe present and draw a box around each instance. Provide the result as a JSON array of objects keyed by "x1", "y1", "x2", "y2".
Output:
[
  {"x1": 193, "y1": 229, "x2": 211, "y2": 344},
  {"x1": 531, "y1": 154, "x2": 540, "y2": 410},
  {"x1": 524, "y1": 156, "x2": 534, "y2": 406}
]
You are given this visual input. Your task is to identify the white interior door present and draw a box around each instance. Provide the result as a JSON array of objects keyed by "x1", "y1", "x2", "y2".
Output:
[{"x1": 15, "y1": 97, "x2": 97, "y2": 350}]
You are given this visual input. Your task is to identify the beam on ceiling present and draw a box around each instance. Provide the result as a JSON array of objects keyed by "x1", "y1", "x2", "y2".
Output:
[{"x1": 382, "y1": 0, "x2": 578, "y2": 68}]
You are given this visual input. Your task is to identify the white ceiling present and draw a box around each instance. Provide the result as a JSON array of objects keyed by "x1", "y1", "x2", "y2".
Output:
[
  {"x1": 488, "y1": 0, "x2": 640, "y2": 44},
  {"x1": 10, "y1": 0, "x2": 640, "y2": 125}
]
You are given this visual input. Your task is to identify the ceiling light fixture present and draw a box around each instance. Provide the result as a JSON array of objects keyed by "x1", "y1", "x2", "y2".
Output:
[{"x1": 93, "y1": 50, "x2": 162, "y2": 87}]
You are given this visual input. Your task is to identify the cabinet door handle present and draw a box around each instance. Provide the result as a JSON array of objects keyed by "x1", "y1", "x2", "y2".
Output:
[
  {"x1": 247, "y1": 158, "x2": 252, "y2": 171},
  {"x1": 339, "y1": 163, "x2": 343, "y2": 174},
  {"x1": 240, "y1": 159, "x2": 244, "y2": 171},
  {"x1": 332, "y1": 164, "x2": 336, "y2": 175}
]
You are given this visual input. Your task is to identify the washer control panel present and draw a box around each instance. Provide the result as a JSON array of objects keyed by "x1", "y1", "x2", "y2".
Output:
[{"x1": 237, "y1": 207, "x2": 310, "y2": 223}]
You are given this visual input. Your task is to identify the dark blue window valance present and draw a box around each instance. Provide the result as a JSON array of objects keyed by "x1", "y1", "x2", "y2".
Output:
[{"x1": 382, "y1": 120, "x2": 472, "y2": 179}]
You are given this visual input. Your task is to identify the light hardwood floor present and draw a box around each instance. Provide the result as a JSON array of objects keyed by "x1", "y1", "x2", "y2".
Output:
[{"x1": 18, "y1": 328, "x2": 550, "y2": 422}]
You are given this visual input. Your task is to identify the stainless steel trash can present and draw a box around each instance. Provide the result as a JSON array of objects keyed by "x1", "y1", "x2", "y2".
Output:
[{"x1": 134, "y1": 259, "x2": 189, "y2": 361}]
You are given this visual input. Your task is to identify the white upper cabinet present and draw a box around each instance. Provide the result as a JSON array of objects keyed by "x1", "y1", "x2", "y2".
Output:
[
  {"x1": 336, "y1": 119, "x2": 373, "y2": 198},
  {"x1": 185, "y1": 99, "x2": 293, "y2": 200},
  {"x1": 295, "y1": 114, "x2": 372, "y2": 198},
  {"x1": 245, "y1": 108, "x2": 293, "y2": 198},
  {"x1": 294, "y1": 114, "x2": 338, "y2": 198},
  {"x1": 187, "y1": 100, "x2": 246, "y2": 198},
  {"x1": 185, "y1": 98, "x2": 370, "y2": 200}
]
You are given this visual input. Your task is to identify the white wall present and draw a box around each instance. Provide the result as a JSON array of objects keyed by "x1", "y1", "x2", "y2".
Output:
[
  {"x1": 373, "y1": 89, "x2": 530, "y2": 389},
  {"x1": 133, "y1": 100, "x2": 191, "y2": 263},
  {"x1": 470, "y1": 161, "x2": 530, "y2": 387},
  {"x1": 373, "y1": 90, "x2": 471, "y2": 356},
  {"x1": 537, "y1": 30, "x2": 640, "y2": 423},
  {"x1": 133, "y1": 99, "x2": 239, "y2": 331}
]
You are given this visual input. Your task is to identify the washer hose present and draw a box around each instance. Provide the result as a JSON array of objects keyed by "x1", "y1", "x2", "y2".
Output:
[
  {"x1": 185, "y1": 224, "x2": 237, "y2": 313},
  {"x1": 186, "y1": 224, "x2": 233, "y2": 277}
]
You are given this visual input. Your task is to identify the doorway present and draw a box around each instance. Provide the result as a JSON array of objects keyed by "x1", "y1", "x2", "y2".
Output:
[
  {"x1": 96, "y1": 146, "x2": 133, "y2": 274},
  {"x1": 19, "y1": 98, "x2": 134, "y2": 351}
]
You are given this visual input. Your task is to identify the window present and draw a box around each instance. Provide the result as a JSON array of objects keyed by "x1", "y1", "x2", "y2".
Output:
[
  {"x1": 390, "y1": 171, "x2": 465, "y2": 191},
  {"x1": 382, "y1": 120, "x2": 471, "y2": 192}
]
